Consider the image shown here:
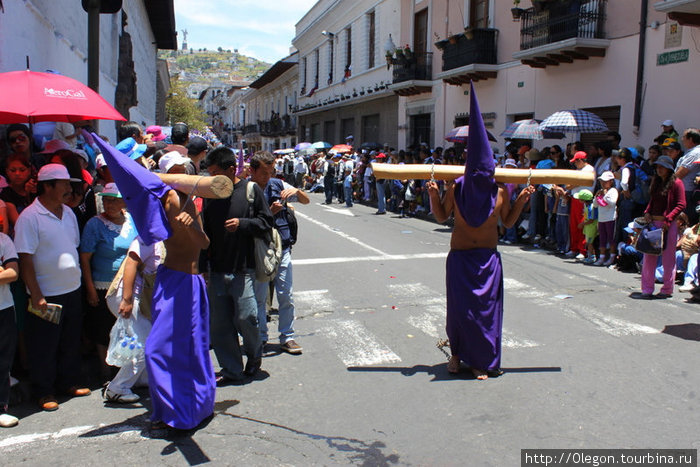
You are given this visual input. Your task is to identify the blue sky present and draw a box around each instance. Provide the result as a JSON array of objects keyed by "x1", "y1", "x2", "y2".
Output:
[{"x1": 174, "y1": 0, "x2": 318, "y2": 64}]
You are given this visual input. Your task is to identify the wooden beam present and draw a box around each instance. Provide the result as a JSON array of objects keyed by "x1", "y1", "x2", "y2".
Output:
[
  {"x1": 548, "y1": 53, "x2": 573, "y2": 63},
  {"x1": 534, "y1": 56, "x2": 559, "y2": 66},
  {"x1": 521, "y1": 59, "x2": 546, "y2": 68},
  {"x1": 668, "y1": 12, "x2": 700, "y2": 26},
  {"x1": 562, "y1": 50, "x2": 589, "y2": 60},
  {"x1": 574, "y1": 47, "x2": 606, "y2": 58}
]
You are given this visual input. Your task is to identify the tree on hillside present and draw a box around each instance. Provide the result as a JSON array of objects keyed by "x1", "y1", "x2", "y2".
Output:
[{"x1": 165, "y1": 76, "x2": 208, "y2": 132}]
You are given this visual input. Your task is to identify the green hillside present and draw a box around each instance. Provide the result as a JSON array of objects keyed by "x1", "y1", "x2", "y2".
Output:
[{"x1": 158, "y1": 49, "x2": 271, "y2": 83}]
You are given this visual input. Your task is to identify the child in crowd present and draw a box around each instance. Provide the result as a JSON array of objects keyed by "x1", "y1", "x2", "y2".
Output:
[
  {"x1": 575, "y1": 189, "x2": 598, "y2": 264},
  {"x1": 343, "y1": 168, "x2": 354, "y2": 208},
  {"x1": 593, "y1": 171, "x2": 619, "y2": 266},
  {"x1": 554, "y1": 184, "x2": 570, "y2": 254}
]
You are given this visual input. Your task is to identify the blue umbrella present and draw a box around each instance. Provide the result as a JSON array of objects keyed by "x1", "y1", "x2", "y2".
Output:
[
  {"x1": 295, "y1": 142, "x2": 312, "y2": 151},
  {"x1": 539, "y1": 109, "x2": 608, "y2": 134},
  {"x1": 312, "y1": 141, "x2": 332, "y2": 149}
]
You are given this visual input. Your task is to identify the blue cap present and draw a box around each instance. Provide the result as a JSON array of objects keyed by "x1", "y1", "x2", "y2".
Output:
[
  {"x1": 115, "y1": 137, "x2": 147, "y2": 160},
  {"x1": 627, "y1": 147, "x2": 640, "y2": 160}
]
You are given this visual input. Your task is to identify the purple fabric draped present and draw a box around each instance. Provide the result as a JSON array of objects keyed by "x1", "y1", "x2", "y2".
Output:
[
  {"x1": 92, "y1": 134, "x2": 172, "y2": 245},
  {"x1": 446, "y1": 249, "x2": 503, "y2": 371},
  {"x1": 145, "y1": 265, "x2": 215, "y2": 430},
  {"x1": 455, "y1": 83, "x2": 497, "y2": 228}
]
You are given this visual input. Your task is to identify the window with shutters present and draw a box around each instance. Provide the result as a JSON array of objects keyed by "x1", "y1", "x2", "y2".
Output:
[{"x1": 368, "y1": 11, "x2": 376, "y2": 69}]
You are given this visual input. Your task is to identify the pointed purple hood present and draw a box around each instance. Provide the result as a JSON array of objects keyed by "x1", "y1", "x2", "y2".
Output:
[
  {"x1": 455, "y1": 83, "x2": 498, "y2": 227},
  {"x1": 92, "y1": 133, "x2": 172, "y2": 245}
]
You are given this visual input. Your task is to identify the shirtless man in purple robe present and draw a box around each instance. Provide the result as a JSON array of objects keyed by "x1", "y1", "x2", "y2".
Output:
[
  {"x1": 424, "y1": 83, "x2": 534, "y2": 380},
  {"x1": 427, "y1": 180, "x2": 533, "y2": 379}
]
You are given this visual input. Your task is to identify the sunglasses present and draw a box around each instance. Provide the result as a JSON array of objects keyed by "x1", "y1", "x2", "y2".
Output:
[{"x1": 10, "y1": 134, "x2": 28, "y2": 144}]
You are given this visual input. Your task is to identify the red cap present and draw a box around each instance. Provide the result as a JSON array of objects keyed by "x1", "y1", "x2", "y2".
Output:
[
  {"x1": 376, "y1": 152, "x2": 387, "y2": 159},
  {"x1": 571, "y1": 151, "x2": 587, "y2": 162}
]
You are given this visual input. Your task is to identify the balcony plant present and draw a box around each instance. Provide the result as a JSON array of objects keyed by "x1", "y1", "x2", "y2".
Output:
[
  {"x1": 448, "y1": 32, "x2": 459, "y2": 45},
  {"x1": 403, "y1": 44, "x2": 413, "y2": 60},
  {"x1": 464, "y1": 27, "x2": 474, "y2": 40},
  {"x1": 511, "y1": 0, "x2": 524, "y2": 20}
]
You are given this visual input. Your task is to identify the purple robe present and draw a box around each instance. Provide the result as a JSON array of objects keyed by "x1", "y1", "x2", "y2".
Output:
[
  {"x1": 446, "y1": 249, "x2": 503, "y2": 371},
  {"x1": 145, "y1": 265, "x2": 215, "y2": 429},
  {"x1": 446, "y1": 83, "x2": 503, "y2": 372}
]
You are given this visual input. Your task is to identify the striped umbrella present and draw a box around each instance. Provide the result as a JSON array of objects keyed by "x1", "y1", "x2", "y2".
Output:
[
  {"x1": 294, "y1": 142, "x2": 312, "y2": 150},
  {"x1": 500, "y1": 119, "x2": 565, "y2": 140},
  {"x1": 539, "y1": 109, "x2": 609, "y2": 133},
  {"x1": 445, "y1": 125, "x2": 497, "y2": 143}
]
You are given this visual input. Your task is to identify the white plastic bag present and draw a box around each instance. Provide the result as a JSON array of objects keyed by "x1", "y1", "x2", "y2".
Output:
[{"x1": 106, "y1": 317, "x2": 144, "y2": 367}]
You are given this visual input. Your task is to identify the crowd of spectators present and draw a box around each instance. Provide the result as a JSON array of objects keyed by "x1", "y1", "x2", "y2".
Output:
[{"x1": 0, "y1": 120, "x2": 306, "y2": 430}]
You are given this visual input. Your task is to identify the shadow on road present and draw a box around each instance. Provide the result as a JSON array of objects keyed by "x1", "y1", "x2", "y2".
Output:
[
  {"x1": 219, "y1": 411, "x2": 400, "y2": 465},
  {"x1": 662, "y1": 323, "x2": 700, "y2": 341},
  {"x1": 347, "y1": 363, "x2": 561, "y2": 381}
]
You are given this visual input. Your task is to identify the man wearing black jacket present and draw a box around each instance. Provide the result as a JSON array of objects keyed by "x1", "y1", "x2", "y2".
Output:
[{"x1": 202, "y1": 147, "x2": 273, "y2": 383}]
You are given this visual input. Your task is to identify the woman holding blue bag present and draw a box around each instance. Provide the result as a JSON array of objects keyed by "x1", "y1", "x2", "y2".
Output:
[{"x1": 638, "y1": 156, "x2": 685, "y2": 299}]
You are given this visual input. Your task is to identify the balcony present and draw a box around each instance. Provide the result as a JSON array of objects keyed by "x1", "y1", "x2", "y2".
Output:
[
  {"x1": 242, "y1": 124, "x2": 259, "y2": 135},
  {"x1": 388, "y1": 52, "x2": 433, "y2": 97},
  {"x1": 513, "y1": 0, "x2": 610, "y2": 69},
  {"x1": 654, "y1": 0, "x2": 700, "y2": 26},
  {"x1": 259, "y1": 115, "x2": 297, "y2": 137},
  {"x1": 435, "y1": 29, "x2": 498, "y2": 86}
]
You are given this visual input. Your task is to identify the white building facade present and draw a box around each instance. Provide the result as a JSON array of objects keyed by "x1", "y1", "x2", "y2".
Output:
[
  {"x1": 0, "y1": 0, "x2": 176, "y2": 143},
  {"x1": 292, "y1": 0, "x2": 402, "y2": 148}
]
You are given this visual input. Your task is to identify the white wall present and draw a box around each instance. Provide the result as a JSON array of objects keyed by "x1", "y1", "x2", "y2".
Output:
[{"x1": 0, "y1": 0, "x2": 161, "y2": 143}]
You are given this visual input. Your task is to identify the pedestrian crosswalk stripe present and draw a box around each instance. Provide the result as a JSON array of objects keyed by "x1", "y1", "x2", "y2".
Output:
[
  {"x1": 322, "y1": 320, "x2": 402, "y2": 367},
  {"x1": 294, "y1": 289, "x2": 336, "y2": 315},
  {"x1": 562, "y1": 303, "x2": 658, "y2": 337},
  {"x1": 294, "y1": 252, "x2": 447, "y2": 266}
]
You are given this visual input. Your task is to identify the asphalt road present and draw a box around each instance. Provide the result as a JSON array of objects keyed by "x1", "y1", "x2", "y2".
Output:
[{"x1": 2, "y1": 193, "x2": 700, "y2": 466}]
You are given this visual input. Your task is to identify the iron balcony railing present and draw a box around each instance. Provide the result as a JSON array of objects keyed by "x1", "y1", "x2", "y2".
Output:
[
  {"x1": 259, "y1": 116, "x2": 296, "y2": 137},
  {"x1": 519, "y1": 0, "x2": 607, "y2": 50},
  {"x1": 242, "y1": 124, "x2": 258, "y2": 135},
  {"x1": 440, "y1": 29, "x2": 498, "y2": 71},
  {"x1": 392, "y1": 52, "x2": 432, "y2": 84}
]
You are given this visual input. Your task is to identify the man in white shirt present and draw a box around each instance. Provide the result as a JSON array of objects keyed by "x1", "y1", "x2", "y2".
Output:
[
  {"x1": 676, "y1": 128, "x2": 700, "y2": 223},
  {"x1": 14, "y1": 164, "x2": 90, "y2": 412},
  {"x1": 294, "y1": 156, "x2": 308, "y2": 189}
]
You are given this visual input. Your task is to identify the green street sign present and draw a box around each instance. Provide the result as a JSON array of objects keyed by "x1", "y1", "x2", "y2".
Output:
[{"x1": 657, "y1": 49, "x2": 689, "y2": 66}]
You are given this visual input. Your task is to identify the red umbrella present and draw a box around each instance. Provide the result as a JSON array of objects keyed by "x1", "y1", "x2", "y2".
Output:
[
  {"x1": 330, "y1": 144, "x2": 353, "y2": 153},
  {"x1": 0, "y1": 70, "x2": 126, "y2": 124}
]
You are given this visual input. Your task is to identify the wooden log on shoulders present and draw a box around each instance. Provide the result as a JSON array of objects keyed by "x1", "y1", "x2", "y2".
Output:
[
  {"x1": 371, "y1": 163, "x2": 594, "y2": 186},
  {"x1": 156, "y1": 173, "x2": 233, "y2": 199}
]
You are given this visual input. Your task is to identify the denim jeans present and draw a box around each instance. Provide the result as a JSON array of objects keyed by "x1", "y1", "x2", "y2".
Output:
[
  {"x1": 344, "y1": 186, "x2": 353, "y2": 207},
  {"x1": 0, "y1": 306, "x2": 16, "y2": 409},
  {"x1": 556, "y1": 214, "x2": 570, "y2": 252},
  {"x1": 254, "y1": 248, "x2": 295, "y2": 345},
  {"x1": 376, "y1": 180, "x2": 386, "y2": 213},
  {"x1": 324, "y1": 177, "x2": 334, "y2": 204},
  {"x1": 209, "y1": 271, "x2": 261, "y2": 379}
]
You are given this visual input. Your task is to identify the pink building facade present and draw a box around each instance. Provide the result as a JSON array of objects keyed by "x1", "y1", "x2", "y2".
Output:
[{"x1": 392, "y1": 0, "x2": 699, "y2": 151}]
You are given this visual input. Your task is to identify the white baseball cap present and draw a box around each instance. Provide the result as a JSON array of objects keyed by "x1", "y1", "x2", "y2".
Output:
[
  {"x1": 37, "y1": 163, "x2": 81, "y2": 182},
  {"x1": 158, "y1": 150, "x2": 190, "y2": 173},
  {"x1": 97, "y1": 182, "x2": 122, "y2": 198},
  {"x1": 598, "y1": 171, "x2": 615, "y2": 181},
  {"x1": 662, "y1": 119, "x2": 674, "y2": 127}
]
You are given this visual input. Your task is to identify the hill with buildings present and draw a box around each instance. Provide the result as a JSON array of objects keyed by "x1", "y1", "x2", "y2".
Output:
[{"x1": 159, "y1": 48, "x2": 271, "y2": 97}]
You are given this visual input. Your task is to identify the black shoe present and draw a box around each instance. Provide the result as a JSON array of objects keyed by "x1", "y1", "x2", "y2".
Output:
[
  {"x1": 655, "y1": 293, "x2": 672, "y2": 299},
  {"x1": 244, "y1": 357, "x2": 262, "y2": 376},
  {"x1": 375, "y1": 211, "x2": 386, "y2": 215}
]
